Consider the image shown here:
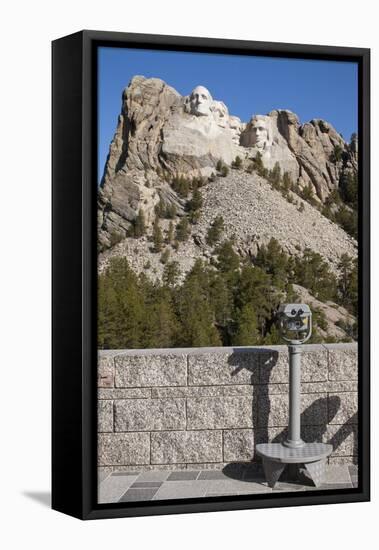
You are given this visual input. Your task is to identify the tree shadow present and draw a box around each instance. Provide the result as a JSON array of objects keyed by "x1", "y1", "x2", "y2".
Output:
[
  {"x1": 223, "y1": 347, "x2": 278, "y2": 481},
  {"x1": 328, "y1": 412, "x2": 358, "y2": 460}
]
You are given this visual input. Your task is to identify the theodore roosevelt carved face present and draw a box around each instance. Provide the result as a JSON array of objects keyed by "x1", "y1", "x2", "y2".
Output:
[{"x1": 189, "y1": 86, "x2": 213, "y2": 116}]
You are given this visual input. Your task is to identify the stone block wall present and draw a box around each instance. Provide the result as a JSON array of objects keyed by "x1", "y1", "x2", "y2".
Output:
[{"x1": 98, "y1": 343, "x2": 358, "y2": 473}]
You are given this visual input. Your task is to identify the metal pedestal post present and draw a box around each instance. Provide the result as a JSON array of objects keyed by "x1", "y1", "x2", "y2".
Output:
[
  {"x1": 283, "y1": 345, "x2": 304, "y2": 449},
  {"x1": 256, "y1": 344, "x2": 332, "y2": 488}
]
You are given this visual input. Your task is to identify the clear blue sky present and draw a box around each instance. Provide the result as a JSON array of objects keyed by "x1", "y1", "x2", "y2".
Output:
[{"x1": 98, "y1": 47, "x2": 358, "y2": 181}]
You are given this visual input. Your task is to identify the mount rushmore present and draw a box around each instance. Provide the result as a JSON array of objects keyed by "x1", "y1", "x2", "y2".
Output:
[
  {"x1": 98, "y1": 75, "x2": 357, "y2": 253},
  {"x1": 98, "y1": 75, "x2": 357, "y2": 268},
  {"x1": 97, "y1": 76, "x2": 358, "y2": 343}
]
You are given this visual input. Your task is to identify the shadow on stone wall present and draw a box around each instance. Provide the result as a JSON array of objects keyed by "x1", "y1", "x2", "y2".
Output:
[
  {"x1": 227, "y1": 347, "x2": 279, "y2": 446},
  {"x1": 223, "y1": 348, "x2": 358, "y2": 481}
]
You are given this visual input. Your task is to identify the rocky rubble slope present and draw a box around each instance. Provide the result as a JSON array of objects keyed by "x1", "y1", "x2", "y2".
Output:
[{"x1": 98, "y1": 169, "x2": 357, "y2": 279}]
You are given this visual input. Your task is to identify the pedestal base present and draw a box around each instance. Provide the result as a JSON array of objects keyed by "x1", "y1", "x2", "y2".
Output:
[{"x1": 256, "y1": 442, "x2": 333, "y2": 488}]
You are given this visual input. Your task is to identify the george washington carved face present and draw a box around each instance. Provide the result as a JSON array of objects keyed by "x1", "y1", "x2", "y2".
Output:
[{"x1": 189, "y1": 86, "x2": 213, "y2": 116}]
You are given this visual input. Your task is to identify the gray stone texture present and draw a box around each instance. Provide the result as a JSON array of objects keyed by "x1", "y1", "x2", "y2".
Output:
[
  {"x1": 323, "y1": 465, "x2": 351, "y2": 483},
  {"x1": 260, "y1": 347, "x2": 328, "y2": 384},
  {"x1": 328, "y1": 392, "x2": 358, "y2": 424},
  {"x1": 98, "y1": 433, "x2": 150, "y2": 466},
  {"x1": 120, "y1": 488, "x2": 159, "y2": 501},
  {"x1": 151, "y1": 385, "x2": 255, "y2": 398},
  {"x1": 187, "y1": 396, "x2": 254, "y2": 429},
  {"x1": 98, "y1": 356, "x2": 115, "y2": 388},
  {"x1": 114, "y1": 398, "x2": 186, "y2": 431},
  {"x1": 152, "y1": 480, "x2": 207, "y2": 500},
  {"x1": 98, "y1": 388, "x2": 151, "y2": 400},
  {"x1": 223, "y1": 429, "x2": 255, "y2": 462},
  {"x1": 167, "y1": 471, "x2": 200, "y2": 481},
  {"x1": 115, "y1": 353, "x2": 187, "y2": 387},
  {"x1": 151, "y1": 430, "x2": 223, "y2": 464},
  {"x1": 325, "y1": 424, "x2": 358, "y2": 456},
  {"x1": 98, "y1": 400, "x2": 113, "y2": 432},
  {"x1": 329, "y1": 456, "x2": 358, "y2": 465},
  {"x1": 188, "y1": 351, "x2": 259, "y2": 386},
  {"x1": 99, "y1": 464, "x2": 358, "y2": 503},
  {"x1": 327, "y1": 346, "x2": 358, "y2": 380},
  {"x1": 108, "y1": 464, "x2": 188, "y2": 473},
  {"x1": 137, "y1": 471, "x2": 170, "y2": 482}
]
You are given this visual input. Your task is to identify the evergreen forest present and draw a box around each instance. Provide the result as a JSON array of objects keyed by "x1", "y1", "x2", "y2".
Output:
[{"x1": 98, "y1": 237, "x2": 357, "y2": 349}]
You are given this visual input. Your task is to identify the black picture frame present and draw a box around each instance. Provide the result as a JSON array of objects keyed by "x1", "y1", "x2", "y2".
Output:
[{"x1": 52, "y1": 29, "x2": 370, "y2": 520}]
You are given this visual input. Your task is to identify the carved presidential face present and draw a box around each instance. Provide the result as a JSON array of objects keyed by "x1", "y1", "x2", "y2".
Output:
[
  {"x1": 189, "y1": 86, "x2": 213, "y2": 116},
  {"x1": 251, "y1": 117, "x2": 270, "y2": 149}
]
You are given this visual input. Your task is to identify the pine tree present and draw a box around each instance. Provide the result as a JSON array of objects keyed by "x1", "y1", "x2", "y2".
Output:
[
  {"x1": 109, "y1": 231, "x2": 123, "y2": 247},
  {"x1": 232, "y1": 304, "x2": 259, "y2": 345},
  {"x1": 133, "y1": 209, "x2": 146, "y2": 237},
  {"x1": 253, "y1": 151, "x2": 265, "y2": 176},
  {"x1": 154, "y1": 200, "x2": 165, "y2": 219},
  {"x1": 208, "y1": 270, "x2": 233, "y2": 341},
  {"x1": 339, "y1": 171, "x2": 358, "y2": 209},
  {"x1": 98, "y1": 274, "x2": 119, "y2": 349},
  {"x1": 143, "y1": 287, "x2": 178, "y2": 348},
  {"x1": 160, "y1": 248, "x2": 170, "y2": 264},
  {"x1": 172, "y1": 175, "x2": 190, "y2": 197},
  {"x1": 163, "y1": 261, "x2": 181, "y2": 287},
  {"x1": 331, "y1": 145, "x2": 343, "y2": 163},
  {"x1": 165, "y1": 203, "x2": 177, "y2": 219},
  {"x1": 176, "y1": 217, "x2": 191, "y2": 242},
  {"x1": 269, "y1": 162, "x2": 281, "y2": 189},
  {"x1": 235, "y1": 264, "x2": 277, "y2": 338},
  {"x1": 175, "y1": 261, "x2": 221, "y2": 347},
  {"x1": 292, "y1": 248, "x2": 337, "y2": 302},
  {"x1": 334, "y1": 205, "x2": 357, "y2": 239},
  {"x1": 282, "y1": 171, "x2": 292, "y2": 191},
  {"x1": 300, "y1": 184, "x2": 317, "y2": 205},
  {"x1": 206, "y1": 215, "x2": 224, "y2": 246},
  {"x1": 346, "y1": 258, "x2": 358, "y2": 316},
  {"x1": 98, "y1": 257, "x2": 145, "y2": 349},
  {"x1": 255, "y1": 238, "x2": 288, "y2": 289},
  {"x1": 221, "y1": 165, "x2": 229, "y2": 177},
  {"x1": 152, "y1": 216, "x2": 163, "y2": 252},
  {"x1": 263, "y1": 323, "x2": 282, "y2": 345},
  {"x1": 338, "y1": 253, "x2": 353, "y2": 303},
  {"x1": 215, "y1": 240, "x2": 240, "y2": 274},
  {"x1": 167, "y1": 221, "x2": 174, "y2": 244},
  {"x1": 231, "y1": 156, "x2": 243, "y2": 169},
  {"x1": 187, "y1": 188, "x2": 203, "y2": 212},
  {"x1": 337, "y1": 254, "x2": 358, "y2": 315}
]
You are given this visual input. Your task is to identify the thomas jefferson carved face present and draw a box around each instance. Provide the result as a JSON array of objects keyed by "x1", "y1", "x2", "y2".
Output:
[
  {"x1": 251, "y1": 116, "x2": 270, "y2": 149},
  {"x1": 189, "y1": 86, "x2": 213, "y2": 116}
]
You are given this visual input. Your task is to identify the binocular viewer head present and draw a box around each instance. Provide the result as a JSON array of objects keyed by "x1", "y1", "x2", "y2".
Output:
[{"x1": 277, "y1": 303, "x2": 312, "y2": 344}]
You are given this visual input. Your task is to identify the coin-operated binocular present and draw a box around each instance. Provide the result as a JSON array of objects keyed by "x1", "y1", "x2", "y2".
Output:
[
  {"x1": 277, "y1": 303, "x2": 312, "y2": 344},
  {"x1": 256, "y1": 303, "x2": 332, "y2": 488}
]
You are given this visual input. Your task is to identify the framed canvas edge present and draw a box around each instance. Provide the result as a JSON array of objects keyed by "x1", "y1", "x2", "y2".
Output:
[{"x1": 52, "y1": 29, "x2": 370, "y2": 520}]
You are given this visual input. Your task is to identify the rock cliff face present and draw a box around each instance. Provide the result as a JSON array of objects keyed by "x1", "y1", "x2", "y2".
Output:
[{"x1": 98, "y1": 75, "x2": 357, "y2": 264}]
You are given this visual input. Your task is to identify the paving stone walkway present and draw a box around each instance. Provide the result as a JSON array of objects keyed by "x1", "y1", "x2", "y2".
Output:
[{"x1": 98, "y1": 464, "x2": 358, "y2": 504}]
